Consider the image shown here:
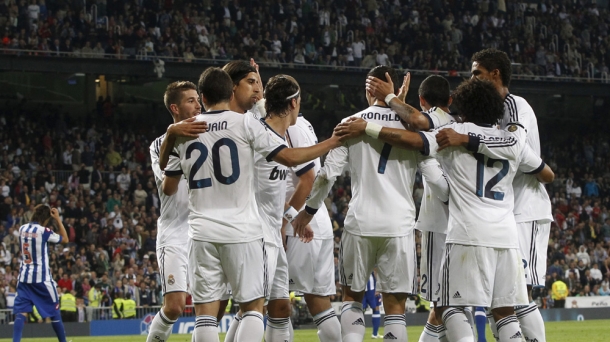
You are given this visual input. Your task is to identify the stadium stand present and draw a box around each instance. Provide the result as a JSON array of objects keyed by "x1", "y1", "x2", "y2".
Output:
[{"x1": 0, "y1": 0, "x2": 609, "y2": 81}]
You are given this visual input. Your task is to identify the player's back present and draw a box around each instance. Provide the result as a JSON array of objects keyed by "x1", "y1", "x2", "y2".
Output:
[
  {"x1": 423, "y1": 123, "x2": 525, "y2": 248},
  {"x1": 416, "y1": 107, "x2": 455, "y2": 234},
  {"x1": 167, "y1": 110, "x2": 285, "y2": 244},
  {"x1": 150, "y1": 134, "x2": 189, "y2": 248},
  {"x1": 285, "y1": 115, "x2": 333, "y2": 240},
  {"x1": 18, "y1": 223, "x2": 59, "y2": 283},
  {"x1": 500, "y1": 94, "x2": 552, "y2": 223},
  {"x1": 344, "y1": 106, "x2": 420, "y2": 237}
]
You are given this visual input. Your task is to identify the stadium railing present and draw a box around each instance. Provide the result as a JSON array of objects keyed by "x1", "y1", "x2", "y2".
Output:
[{"x1": 1, "y1": 48, "x2": 609, "y2": 84}]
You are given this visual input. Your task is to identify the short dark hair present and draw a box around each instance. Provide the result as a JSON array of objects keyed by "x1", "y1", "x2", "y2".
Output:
[
  {"x1": 264, "y1": 75, "x2": 300, "y2": 117},
  {"x1": 197, "y1": 67, "x2": 233, "y2": 107},
  {"x1": 471, "y1": 48, "x2": 512, "y2": 87},
  {"x1": 222, "y1": 61, "x2": 257, "y2": 86},
  {"x1": 418, "y1": 75, "x2": 451, "y2": 107},
  {"x1": 367, "y1": 66, "x2": 400, "y2": 94},
  {"x1": 31, "y1": 204, "x2": 51, "y2": 224},
  {"x1": 163, "y1": 81, "x2": 197, "y2": 114},
  {"x1": 451, "y1": 79, "x2": 504, "y2": 125}
]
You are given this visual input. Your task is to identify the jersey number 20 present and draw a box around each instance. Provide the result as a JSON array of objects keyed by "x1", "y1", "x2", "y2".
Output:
[
  {"x1": 187, "y1": 139, "x2": 240, "y2": 189},
  {"x1": 474, "y1": 153, "x2": 509, "y2": 200}
]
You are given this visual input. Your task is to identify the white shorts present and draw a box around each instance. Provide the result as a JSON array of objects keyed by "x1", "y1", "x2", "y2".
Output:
[
  {"x1": 420, "y1": 231, "x2": 446, "y2": 302},
  {"x1": 517, "y1": 221, "x2": 551, "y2": 287},
  {"x1": 189, "y1": 239, "x2": 267, "y2": 304},
  {"x1": 438, "y1": 244, "x2": 528, "y2": 309},
  {"x1": 340, "y1": 231, "x2": 416, "y2": 294},
  {"x1": 266, "y1": 244, "x2": 290, "y2": 301},
  {"x1": 286, "y1": 237, "x2": 335, "y2": 296},
  {"x1": 157, "y1": 245, "x2": 189, "y2": 294}
]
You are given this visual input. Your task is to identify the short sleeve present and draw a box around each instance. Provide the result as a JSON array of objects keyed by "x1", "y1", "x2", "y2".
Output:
[
  {"x1": 518, "y1": 144, "x2": 545, "y2": 174},
  {"x1": 43, "y1": 227, "x2": 62, "y2": 244},
  {"x1": 286, "y1": 126, "x2": 315, "y2": 176},
  {"x1": 164, "y1": 152, "x2": 183, "y2": 176},
  {"x1": 245, "y1": 113, "x2": 287, "y2": 161},
  {"x1": 418, "y1": 131, "x2": 439, "y2": 157}
]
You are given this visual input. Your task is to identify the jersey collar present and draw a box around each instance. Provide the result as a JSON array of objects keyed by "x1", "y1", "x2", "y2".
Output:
[
  {"x1": 205, "y1": 110, "x2": 228, "y2": 115},
  {"x1": 261, "y1": 119, "x2": 286, "y2": 140}
]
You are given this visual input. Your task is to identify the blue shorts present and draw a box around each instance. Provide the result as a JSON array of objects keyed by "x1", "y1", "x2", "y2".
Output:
[
  {"x1": 13, "y1": 282, "x2": 60, "y2": 318},
  {"x1": 362, "y1": 290, "x2": 381, "y2": 310}
]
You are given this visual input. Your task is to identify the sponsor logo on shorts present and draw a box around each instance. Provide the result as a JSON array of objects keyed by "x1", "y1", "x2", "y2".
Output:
[
  {"x1": 348, "y1": 274, "x2": 353, "y2": 280},
  {"x1": 510, "y1": 331, "x2": 522, "y2": 339},
  {"x1": 289, "y1": 279, "x2": 295, "y2": 285},
  {"x1": 168, "y1": 274, "x2": 175, "y2": 285},
  {"x1": 384, "y1": 332, "x2": 398, "y2": 339},
  {"x1": 352, "y1": 318, "x2": 365, "y2": 326},
  {"x1": 525, "y1": 338, "x2": 538, "y2": 342},
  {"x1": 453, "y1": 291, "x2": 461, "y2": 299}
]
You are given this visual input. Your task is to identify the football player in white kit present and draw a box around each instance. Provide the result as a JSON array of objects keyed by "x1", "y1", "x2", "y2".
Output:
[
  {"x1": 161, "y1": 68, "x2": 340, "y2": 342},
  {"x1": 292, "y1": 66, "x2": 449, "y2": 342},
  {"x1": 147, "y1": 81, "x2": 208, "y2": 342},
  {"x1": 283, "y1": 110, "x2": 342, "y2": 341},
  {"x1": 470, "y1": 48, "x2": 552, "y2": 342},
  {"x1": 335, "y1": 78, "x2": 554, "y2": 342}
]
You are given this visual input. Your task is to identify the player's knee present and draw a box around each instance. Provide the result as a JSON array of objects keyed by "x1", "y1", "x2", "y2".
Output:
[
  {"x1": 268, "y1": 299, "x2": 291, "y2": 318},
  {"x1": 163, "y1": 302, "x2": 185, "y2": 320},
  {"x1": 491, "y1": 306, "x2": 515, "y2": 321}
]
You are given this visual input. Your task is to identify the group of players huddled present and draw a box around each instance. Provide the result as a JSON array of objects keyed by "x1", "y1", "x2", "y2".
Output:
[{"x1": 12, "y1": 48, "x2": 554, "y2": 342}]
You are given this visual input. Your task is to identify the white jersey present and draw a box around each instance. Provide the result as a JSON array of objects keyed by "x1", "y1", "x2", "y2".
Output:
[
  {"x1": 253, "y1": 120, "x2": 291, "y2": 248},
  {"x1": 166, "y1": 110, "x2": 287, "y2": 243},
  {"x1": 18, "y1": 223, "x2": 62, "y2": 283},
  {"x1": 306, "y1": 106, "x2": 425, "y2": 237},
  {"x1": 416, "y1": 107, "x2": 455, "y2": 234},
  {"x1": 420, "y1": 123, "x2": 545, "y2": 248},
  {"x1": 285, "y1": 115, "x2": 333, "y2": 240},
  {"x1": 500, "y1": 94, "x2": 552, "y2": 223},
  {"x1": 150, "y1": 134, "x2": 189, "y2": 248}
]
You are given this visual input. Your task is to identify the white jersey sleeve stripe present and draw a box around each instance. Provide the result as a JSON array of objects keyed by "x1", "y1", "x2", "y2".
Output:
[
  {"x1": 421, "y1": 112, "x2": 435, "y2": 129},
  {"x1": 295, "y1": 162, "x2": 315, "y2": 176}
]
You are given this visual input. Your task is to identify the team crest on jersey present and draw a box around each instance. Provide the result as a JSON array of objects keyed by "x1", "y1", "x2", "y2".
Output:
[
  {"x1": 507, "y1": 124, "x2": 518, "y2": 132},
  {"x1": 168, "y1": 274, "x2": 175, "y2": 285}
]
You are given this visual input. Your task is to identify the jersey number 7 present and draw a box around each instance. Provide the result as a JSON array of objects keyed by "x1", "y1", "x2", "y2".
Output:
[{"x1": 474, "y1": 153, "x2": 509, "y2": 201}]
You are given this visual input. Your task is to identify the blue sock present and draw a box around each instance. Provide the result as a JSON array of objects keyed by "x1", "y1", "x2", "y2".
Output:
[
  {"x1": 50, "y1": 312, "x2": 67, "y2": 342},
  {"x1": 475, "y1": 307, "x2": 487, "y2": 342},
  {"x1": 372, "y1": 309, "x2": 381, "y2": 336},
  {"x1": 12, "y1": 314, "x2": 26, "y2": 342}
]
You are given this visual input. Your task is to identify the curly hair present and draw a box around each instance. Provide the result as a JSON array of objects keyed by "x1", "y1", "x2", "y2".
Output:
[
  {"x1": 452, "y1": 79, "x2": 504, "y2": 125},
  {"x1": 471, "y1": 48, "x2": 512, "y2": 87},
  {"x1": 367, "y1": 65, "x2": 400, "y2": 93},
  {"x1": 418, "y1": 75, "x2": 451, "y2": 107},
  {"x1": 163, "y1": 81, "x2": 198, "y2": 114},
  {"x1": 264, "y1": 75, "x2": 300, "y2": 118},
  {"x1": 197, "y1": 67, "x2": 233, "y2": 107}
]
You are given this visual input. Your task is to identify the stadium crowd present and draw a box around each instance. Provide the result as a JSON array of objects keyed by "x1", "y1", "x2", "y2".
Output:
[{"x1": 1, "y1": 0, "x2": 610, "y2": 79}]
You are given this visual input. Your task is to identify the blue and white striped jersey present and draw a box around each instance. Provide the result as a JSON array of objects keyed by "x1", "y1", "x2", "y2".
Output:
[
  {"x1": 18, "y1": 223, "x2": 62, "y2": 283},
  {"x1": 366, "y1": 273, "x2": 376, "y2": 292}
]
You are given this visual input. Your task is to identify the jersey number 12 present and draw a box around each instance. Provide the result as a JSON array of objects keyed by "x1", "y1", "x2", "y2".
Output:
[{"x1": 474, "y1": 153, "x2": 509, "y2": 200}]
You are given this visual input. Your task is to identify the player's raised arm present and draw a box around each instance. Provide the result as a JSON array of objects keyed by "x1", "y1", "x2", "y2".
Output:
[
  {"x1": 158, "y1": 118, "x2": 208, "y2": 170},
  {"x1": 366, "y1": 72, "x2": 430, "y2": 131},
  {"x1": 334, "y1": 117, "x2": 426, "y2": 151},
  {"x1": 50, "y1": 208, "x2": 69, "y2": 244},
  {"x1": 271, "y1": 134, "x2": 341, "y2": 167}
]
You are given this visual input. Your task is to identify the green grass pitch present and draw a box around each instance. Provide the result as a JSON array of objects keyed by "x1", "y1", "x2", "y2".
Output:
[{"x1": 3, "y1": 320, "x2": 610, "y2": 341}]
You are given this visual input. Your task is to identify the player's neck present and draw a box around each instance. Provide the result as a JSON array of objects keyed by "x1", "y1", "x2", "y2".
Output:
[
  {"x1": 497, "y1": 85, "x2": 510, "y2": 98},
  {"x1": 373, "y1": 99, "x2": 388, "y2": 107},
  {"x1": 206, "y1": 102, "x2": 231, "y2": 112},
  {"x1": 265, "y1": 116, "x2": 289, "y2": 137},
  {"x1": 229, "y1": 100, "x2": 247, "y2": 114}
]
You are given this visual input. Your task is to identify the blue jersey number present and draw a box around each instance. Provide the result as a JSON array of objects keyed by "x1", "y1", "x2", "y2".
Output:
[
  {"x1": 186, "y1": 139, "x2": 241, "y2": 189},
  {"x1": 377, "y1": 143, "x2": 393, "y2": 174},
  {"x1": 474, "y1": 153, "x2": 509, "y2": 200}
]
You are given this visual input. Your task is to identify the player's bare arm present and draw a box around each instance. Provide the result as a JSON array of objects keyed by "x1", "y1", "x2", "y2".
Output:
[
  {"x1": 161, "y1": 174, "x2": 181, "y2": 196},
  {"x1": 283, "y1": 167, "x2": 316, "y2": 246},
  {"x1": 366, "y1": 72, "x2": 430, "y2": 131},
  {"x1": 51, "y1": 208, "x2": 69, "y2": 244},
  {"x1": 272, "y1": 134, "x2": 341, "y2": 167},
  {"x1": 536, "y1": 165, "x2": 555, "y2": 184},
  {"x1": 335, "y1": 117, "x2": 424, "y2": 150},
  {"x1": 158, "y1": 118, "x2": 208, "y2": 170}
]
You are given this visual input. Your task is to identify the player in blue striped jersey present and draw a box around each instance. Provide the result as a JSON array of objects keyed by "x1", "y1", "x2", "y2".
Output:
[
  {"x1": 13, "y1": 205, "x2": 69, "y2": 342},
  {"x1": 362, "y1": 272, "x2": 382, "y2": 339}
]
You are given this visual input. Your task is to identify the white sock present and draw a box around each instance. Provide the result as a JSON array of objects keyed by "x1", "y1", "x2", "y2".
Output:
[
  {"x1": 442, "y1": 308, "x2": 475, "y2": 342},
  {"x1": 419, "y1": 322, "x2": 441, "y2": 342},
  {"x1": 496, "y1": 315, "x2": 522, "y2": 342},
  {"x1": 264, "y1": 316, "x2": 293, "y2": 342},
  {"x1": 464, "y1": 307, "x2": 476, "y2": 337},
  {"x1": 235, "y1": 311, "x2": 264, "y2": 342},
  {"x1": 516, "y1": 302, "x2": 546, "y2": 342},
  {"x1": 313, "y1": 308, "x2": 341, "y2": 342},
  {"x1": 224, "y1": 313, "x2": 241, "y2": 342},
  {"x1": 438, "y1": 325, "x2": 449, "y2": 342},
  {"x1": 486, "y1": 310, "x2": 500, "y2": 342},
  {"x1": 146, "y1": 310, "x2": 177, "y2": 342},
  {"x1": 194, "y1": 315, "x2": 219, "y2": 342},
  {"x1": 383, "y1": 314, "x2": 407, "y2": 341},
  {"x1": 340, "y1": 302, "x2": 365, "y2": 342}
]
